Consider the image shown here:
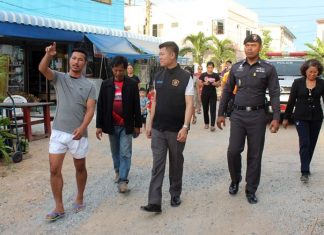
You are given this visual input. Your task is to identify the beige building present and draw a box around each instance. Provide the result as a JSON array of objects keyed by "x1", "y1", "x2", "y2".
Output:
[
  {"x1": 260, "y1": 25, "x2": 296, "y2": 52},
  {"x1": 316, "y1": 19, "x2": 324, "y2": 41},
  {"x1": 125, "y1": 0, "x2": 259, "y2": 60}
]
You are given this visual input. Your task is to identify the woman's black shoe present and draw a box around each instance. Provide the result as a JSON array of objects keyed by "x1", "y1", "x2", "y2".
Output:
[{"x1": 171, "y1": 196, "x2": 181, "y2": 207}]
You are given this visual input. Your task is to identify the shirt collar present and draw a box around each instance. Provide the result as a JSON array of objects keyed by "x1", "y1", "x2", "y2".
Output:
[
  {"x1": 166, "y1": 63, "x2": 180, "y2": 74},
  {"x1": 242, "y1": 58, "x2": 263, "y2": 66}
]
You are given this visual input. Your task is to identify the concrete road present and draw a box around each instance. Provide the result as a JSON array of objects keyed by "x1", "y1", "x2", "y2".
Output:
[{"x1": 1, "y1": 115, "x2": 324, "y2": 235}]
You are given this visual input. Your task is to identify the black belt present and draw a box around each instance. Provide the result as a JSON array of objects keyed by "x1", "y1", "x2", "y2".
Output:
[{"x1": 233, "y1": 104, "x2": 265, "y2": 111}]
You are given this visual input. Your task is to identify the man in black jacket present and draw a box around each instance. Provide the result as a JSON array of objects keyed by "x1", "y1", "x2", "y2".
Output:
[
  {"x1": 96, "y1": 56, "x2": 141, "y2": 193},
  {"x1": 140, "y1": 41, "x2": 194, "y2": 213}
]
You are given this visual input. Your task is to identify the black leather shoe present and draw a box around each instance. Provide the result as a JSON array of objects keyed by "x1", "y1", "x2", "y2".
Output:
[
  {"x1": 171, "y1": 195, "x2": 181, "y2": 207},
  {"x1": 229, "y1": 182, "x2": 239, "y2": 195},
  {"x1": 245, "y1": 191, "x2": 258, "y2": 204},
  {"x1": 229, "y1": 176, "x2": 242, "y2": 195},
  {"x1": 140, "y1": 204, "x2": 162, "y2": 213}
]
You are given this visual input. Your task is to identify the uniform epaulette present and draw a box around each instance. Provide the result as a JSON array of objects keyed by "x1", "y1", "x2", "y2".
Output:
[
  {"x1": 262, "y1": 60, "x2": 271, "y2": 65},
  {"x1": 234, "y1": 59, "x2": 245, "y2": 65}
]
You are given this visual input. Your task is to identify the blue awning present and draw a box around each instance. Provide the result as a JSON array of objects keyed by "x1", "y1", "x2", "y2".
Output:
[
  {"x1": 127, "y1": 38, "x2": 160, "y2": 55},
  {"x1": 0, "y1": 10, "x2": 162, "y2": 43},
  {"x1": 0, "y1": 22, "x2": 84, "y2": 41},
  {"x1": 85, "y1": 34, "x2": 153, "y2": 60}
]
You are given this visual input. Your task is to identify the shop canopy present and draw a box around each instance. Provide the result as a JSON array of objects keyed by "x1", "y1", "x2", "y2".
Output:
[
  {"x1": 127, "y1": 38, "x2": 160, "y2": 55},
  {"x1": 0, "y1": 22, "x2": 84, "y2": 41},
  {"x1": 85, "y1": 34, "x2": 153, "y2": 60},
  {"x1": 0, "y1": 10, "x2": 162, "y2": 48}
]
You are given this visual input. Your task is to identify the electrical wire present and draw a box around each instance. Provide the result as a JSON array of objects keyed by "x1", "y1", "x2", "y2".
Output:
[{"x1": 248, "y1": 5, "x2": 324, "y2": 10}]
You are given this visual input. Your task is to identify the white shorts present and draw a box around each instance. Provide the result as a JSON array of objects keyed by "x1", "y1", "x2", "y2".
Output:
[{"x1": 49, "y1": 129, "x2": 89, "y2": 159}]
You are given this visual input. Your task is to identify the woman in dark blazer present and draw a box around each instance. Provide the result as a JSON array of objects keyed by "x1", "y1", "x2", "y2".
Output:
[{"x1": 283, "y1": 59, "x2": 324, "y2": 183}]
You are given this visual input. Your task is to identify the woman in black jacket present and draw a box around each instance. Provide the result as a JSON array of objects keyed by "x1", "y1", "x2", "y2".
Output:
[{"x1": 283, "y1": 59, "x2": 324, "y2": 183}]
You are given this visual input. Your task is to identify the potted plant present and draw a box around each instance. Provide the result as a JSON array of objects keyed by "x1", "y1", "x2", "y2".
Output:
[{"x1": 0, "y1": 117, "x2": 21, "y2": 164}]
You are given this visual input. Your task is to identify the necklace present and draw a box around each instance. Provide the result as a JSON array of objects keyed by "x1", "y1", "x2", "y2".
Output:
[{"x1": 306, "y1": 79, "x2": 316, "y2": 89}]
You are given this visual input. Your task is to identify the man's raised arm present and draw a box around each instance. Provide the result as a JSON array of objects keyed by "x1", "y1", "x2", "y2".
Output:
[{"x1": 38, "y1": 42, "x2": 57, "y2": 81}]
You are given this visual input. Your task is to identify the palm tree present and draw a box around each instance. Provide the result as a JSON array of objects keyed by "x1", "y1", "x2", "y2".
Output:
[
  {"x1": 179, "y1": 32, "x2": 211, "y2": 65},
  {"x1": 305, "y1": 38, "x2": 324, "y2": 66},
  {"x1": 260, "y1": 30, "x2": 273, "y2": 60},
  {"x1": 209, "y1": 36, "x2": 236, "y2": 72}
]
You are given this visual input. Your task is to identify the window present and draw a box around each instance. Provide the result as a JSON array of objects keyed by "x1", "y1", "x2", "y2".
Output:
[
  {"x1": 197, "y1": 21, "x2": 203, "y2": 26},
  {"x1": 152, "y1": 24, "x2": 163, "y2": 37},
  {"x1": 152, "y1": 24, "x2": 157, "y2": 37},
  {"x1": 212, "y1": 19, "x2": 224, "y2": 35},
  {"x1": 171, "y1": 22, "x2": 179, "y2": 28},
  {"x1": 246, "y1": 30, "x2": 252, "y2": 37},
  {"x1": 92, "y1": 0, "x2": 112, "y2": 5}
]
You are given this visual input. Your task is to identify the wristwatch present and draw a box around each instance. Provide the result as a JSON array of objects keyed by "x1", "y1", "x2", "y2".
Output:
[{"x1": 182, "y1": 124, "x2": 190, "y2": 131}]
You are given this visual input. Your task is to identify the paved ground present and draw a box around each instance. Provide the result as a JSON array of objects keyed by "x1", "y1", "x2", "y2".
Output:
[{"x1": 1, "y1": 115, "x2": 324, "y2": 235}]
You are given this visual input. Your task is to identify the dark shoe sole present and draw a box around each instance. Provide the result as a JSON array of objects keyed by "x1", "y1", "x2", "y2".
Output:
[
  {"x1": 140, "y1": 206, "x2": 162, "y2": 213},
  {"x1": 229, "y1": 187, "x2": 238, "y2": 195},
  {"x1": 246, "y1": 194, "x2": 258, "y2": 204},
  {"x1": 300, "y1": 175, "x2": 309, "y2": 183},
  {"x1": 247, "y1": 198, "x2": 258, "y2": 204},
  {"x1": 171, "y1": 196, "x2": 181, "y2": 207},
  {"x1": 170, "y1": 202, "x2": 181, "y2": 207},
  {"x1": 229, "y1": 176, "x2": 242, "y2": 195}
]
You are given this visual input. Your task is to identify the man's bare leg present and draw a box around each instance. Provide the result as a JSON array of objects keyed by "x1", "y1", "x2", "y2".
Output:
[
  {"x1": 73, "y1": 158, "x2": 87, "y2": 205},
  {"x1": 49, "y1": 153, "x2": 66, "y2": 213}
]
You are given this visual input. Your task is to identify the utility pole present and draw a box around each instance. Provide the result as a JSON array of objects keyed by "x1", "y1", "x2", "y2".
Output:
[{"x1": 145, "y1": 0, "x2": 151, "y2": 36}]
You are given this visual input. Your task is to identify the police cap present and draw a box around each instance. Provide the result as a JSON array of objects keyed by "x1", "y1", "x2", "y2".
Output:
[{"x1": 243, "y1": 34, "x2": 262, "y2": 45}]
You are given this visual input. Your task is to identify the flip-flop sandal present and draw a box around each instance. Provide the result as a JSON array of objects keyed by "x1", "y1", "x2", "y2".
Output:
[
  {"x1": 72, "y1": 202, "x2": 85, "y2": 213},
  {"x1": 46, "y1": 211, "x2": 65, "y2": 221}
]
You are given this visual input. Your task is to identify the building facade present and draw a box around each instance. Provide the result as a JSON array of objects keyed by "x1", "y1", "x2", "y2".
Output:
[
  {"x1": 260, "y1": 25, "x2": 296, "y2": 52},
  {"x1": 0, "y1": 0, "x2": 124, "y2": 29},
  {"x1": 316, "y1": 19, "x2": 324, "y2": 41},
  {"x1": 125, "y1": 0, "x2": 259, "y2": 60},
  {"x1": 0, "y1": 0, "x2": 159, "y2": 100}
]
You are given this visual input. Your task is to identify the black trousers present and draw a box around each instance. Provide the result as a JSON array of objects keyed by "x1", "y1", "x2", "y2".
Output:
[
  {"x1": 148, "y1": 129, "x2": 185, "y2": 205},
  {"x1": 227, "y1": 109, "x2": 267, "y2": 193},
  {"x1": 201, "y1": 91, "x2": 217, "y2": 126},
  {"x1": 295, "y1": 119, "x2": 322, "y2": 174}
]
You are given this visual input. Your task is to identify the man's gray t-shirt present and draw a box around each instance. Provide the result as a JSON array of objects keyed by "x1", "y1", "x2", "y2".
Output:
[{"x1": 52, "y1": 71, "x2": 96, "y2": 137}]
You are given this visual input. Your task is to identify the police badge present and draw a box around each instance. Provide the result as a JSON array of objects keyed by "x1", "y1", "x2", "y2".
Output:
[{"x1": 172, "y1": 79, "x2": 180, "y2": 86}]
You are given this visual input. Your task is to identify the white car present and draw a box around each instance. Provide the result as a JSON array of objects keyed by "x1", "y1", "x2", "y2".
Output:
[{"x1": 265, "y1": 58, "x2": 305, "y2": 119}]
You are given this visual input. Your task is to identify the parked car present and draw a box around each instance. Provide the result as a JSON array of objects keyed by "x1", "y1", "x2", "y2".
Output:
[{"x1": 265, "y1": 53, "x2": 306, "y2": 119}]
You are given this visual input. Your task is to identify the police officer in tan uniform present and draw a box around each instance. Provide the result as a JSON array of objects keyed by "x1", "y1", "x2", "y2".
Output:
[{"x1": 217, "y1": 34, "x2": 280, "y2": 204}]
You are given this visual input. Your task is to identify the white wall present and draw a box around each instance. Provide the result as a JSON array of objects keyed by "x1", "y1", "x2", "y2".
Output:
[
  {"x1": 125, "y1": 0, "x2": 259, "y2": 60},
  {"x1": 260, "y1": 25, "x2": 296, "y2": 52},
  {"x1": 316, "y1": 20, "x2": 324, "y2": 41}
]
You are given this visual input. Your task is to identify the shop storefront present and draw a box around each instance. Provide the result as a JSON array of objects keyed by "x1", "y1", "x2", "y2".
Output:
[
  {"x1": 0, "y1": 37, "x2": 73, "y2": 101},
  {"x1": 0, "y1": 45, "x2": 24, "y2": 97},
  {"x1": 0, "y1": 10, "x2": 161, "y2": 101}
]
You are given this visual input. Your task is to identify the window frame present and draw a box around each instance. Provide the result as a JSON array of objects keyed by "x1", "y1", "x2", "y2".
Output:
[{"x1": 212, "y1": 19, "x2": 225, "y2": 35}]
